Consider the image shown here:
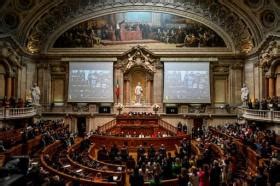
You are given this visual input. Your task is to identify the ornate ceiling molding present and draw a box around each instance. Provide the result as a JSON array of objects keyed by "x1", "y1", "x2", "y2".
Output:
[
  {"x1": 23, "y1": 1, "x2": 257, "y2": 54},
  {"x1": 219, "y1": 0, "x2": 263, "y2": 45},
  {"x1": 259, "y1": 38, "x2": 280, "y2": 70}
]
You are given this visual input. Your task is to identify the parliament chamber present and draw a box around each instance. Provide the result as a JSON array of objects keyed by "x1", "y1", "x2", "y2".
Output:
[{"x1": 0, "y1": 0, "x2": 280, "y2": 185}]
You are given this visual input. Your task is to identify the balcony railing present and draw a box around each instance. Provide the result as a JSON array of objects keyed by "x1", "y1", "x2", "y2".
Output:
[
  {"x1": 97, "y1": 119, "x2": 116, "y2": 133},
  {"x1": 159, "y1": 120, "x2": 178, "y2": 135},
  {"x1": 272, "y1": 111, "x2": 280, "y2": 122},
  {"x1": 0, "y1": 107, "x2": 37, "y2": 119},
  {"x1": 242, "y1": 109, "x2": 280, "y2": 123}
]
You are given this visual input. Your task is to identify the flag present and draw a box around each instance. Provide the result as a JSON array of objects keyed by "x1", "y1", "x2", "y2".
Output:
[{"x1": 115, "y1": 80, "x2": 120, "y2": 98}]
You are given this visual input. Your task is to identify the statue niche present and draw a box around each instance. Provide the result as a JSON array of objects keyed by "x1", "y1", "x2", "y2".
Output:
[{"x1": 121, "y1": 46, "x2": 157, "y2": 105}]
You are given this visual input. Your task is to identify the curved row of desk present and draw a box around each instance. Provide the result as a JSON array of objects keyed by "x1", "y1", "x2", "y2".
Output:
[
  {"x1": 40, "y1": 134, "x2": 189, "y2": 186},
  {"x1": 41, "y1": 140, "x2": 124, "y2": 185}
]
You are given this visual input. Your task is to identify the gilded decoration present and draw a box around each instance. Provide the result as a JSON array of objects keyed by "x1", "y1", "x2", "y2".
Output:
[
  {"x1": 0, "y1": 41, "x2": 21, "y2": 68},
  {"x1": 121, "y1": 45, "x2": 157, "y2": 74},
  {"x1": 22, "y1": 1, "x2": 255, "y2": 53},
  {"x1": 259, "y1": 40, "x2": 280, "y2": 68},
  {"x1": 123, "y1": 46, "x2": 158, "y2": 73},
  {"x1": 3, "y1": 0, "x2": 280, "y2": 54}
]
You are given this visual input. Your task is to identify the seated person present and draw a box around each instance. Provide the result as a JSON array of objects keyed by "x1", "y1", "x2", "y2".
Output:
[
  {"x1": 120, "y1": 145, "x2": 129, "y2": 162},
  {"x1": 139, "y1": 133, "x2": 145, "y2": 138},
  {"x1": 137, "y1": 145, "x2": 145, "y2": 162},
  {"x1": 109, "y1": 144, "x2": 119, "y2": 161},
  {"x1": 148, "y1": 144, "x2": 156, "y2": 160},
  {"x1": 177, "y1": 122, "x2": 182, "y2": 132},
  {"x1": 158, "y1": 144, "x2": 166, "y2": 158}
]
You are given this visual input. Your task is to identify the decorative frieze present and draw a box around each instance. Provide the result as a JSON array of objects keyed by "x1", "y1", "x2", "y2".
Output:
[
  {"x1": 119, "y1": 45, "x2": 158, "y2": 74},
  {"x1": 259, "y1": 40, "x2": 280, "y2": 68}
]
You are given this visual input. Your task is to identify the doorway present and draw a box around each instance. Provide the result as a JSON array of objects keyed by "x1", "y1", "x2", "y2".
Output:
[
  {"x1": 192, "y1": 118, "x2": 204, "y2": 138},
  {"x1": 77, "y1": 117, "x2": 86, "y2": 136}
]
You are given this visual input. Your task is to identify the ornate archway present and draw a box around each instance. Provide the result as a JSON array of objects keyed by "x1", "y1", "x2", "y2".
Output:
[
  {"x1": 118, "y1": 45, "x2": 158, "y2": 106},
  {"x1": 259, "y1": 38, "x2": 280, "y2": 98},
  {"x1": 22, "y1": 2, "x2": 259, "y2": 54}
]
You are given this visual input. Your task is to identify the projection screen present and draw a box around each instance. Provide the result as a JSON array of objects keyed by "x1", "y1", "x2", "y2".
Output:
[
  {"x1": 68, "y1": 62, "x2": 113, "y2": 102},
  {"x1": 164, "y1": 62, "x2": 210, "y2": 103}
]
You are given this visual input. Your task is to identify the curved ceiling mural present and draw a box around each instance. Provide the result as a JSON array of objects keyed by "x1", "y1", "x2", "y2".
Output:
[
  {"x1": 0, "y1": 0, "x2": 279, "y2": 54},
  {"x1": 53, "y1": 11, "x2": 226, "y2": 49}
]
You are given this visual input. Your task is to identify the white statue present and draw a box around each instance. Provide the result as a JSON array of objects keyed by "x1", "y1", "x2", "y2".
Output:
[
  {"x1": 31, "y1": 83, "x2": 41, "y2": 105},
  {"x1": 241, "y1": 83, "x2": 249, "y2": 105},
  {"x1": 134, "y1": 82, "x2": 143, "y2": 105}
]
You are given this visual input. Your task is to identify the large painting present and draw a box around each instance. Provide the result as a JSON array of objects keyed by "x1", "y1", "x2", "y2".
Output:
[{"x1": 53, "y1": 12, "x2": 226, "y2": 48}]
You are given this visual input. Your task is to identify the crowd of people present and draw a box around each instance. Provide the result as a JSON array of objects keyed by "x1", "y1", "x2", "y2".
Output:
[
  {"x1": 210, "y1": 123, "x2": 280, "y2": 186},
  {"x1": 215, "y1": 123, "x2": 277, "y2": 158},
  {"x1": 0, "y1": 119, "x2": 70, "y2": 152},
  {"x1": 0, "y1": 96, "x2": 28, "y2": 108},
  {"x1": 1, "y1": 116, "x2": 280, "y2": 186},
  {"x1": 247, "y1": 96, "x2": 280, "y2": 110},
  {"x1": 0, "y1": 119, "x2": 74, "y2": 186}
]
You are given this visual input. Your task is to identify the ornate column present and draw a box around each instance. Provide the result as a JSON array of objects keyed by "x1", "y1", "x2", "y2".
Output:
[
  {"x1": 276, "y1": 73, "x2": 280, "y2": 96},
  {"x1": 146, "y1": 74, "x2": 153, "y2": 105},
  {"x1": 5, "y1": 72, "x2": 15, "y2": 98},
  {"x1": 146, "y1": 80, "x2": 151, "y2": 105},
  {"x1": 114, "y1": 62, "x2": 124, "y2": 104},
  {"x1": 260, "y1": 66, "x2": 268, "y2": 99},
  {"x1": 229, "y1": 62, "x2": 243, "y2": 105},
  {"x1": 268, "y1": 75, "x2": 275, "y2": 97},
  {"x1": 265, "y1": 77, "x2": 269, "y2": 98},
  {"x1": 37, "y1": 63, "x2": 51, "y2": 106},
  {"x1": 153, "y1": 61, "x2": 163, "y2": 107},
  {"x1": 124, "y1": 75, "x2": 130, "y2": 105},
  {"x1": 5, "y1": 75, "x2": 12, "y2": 98}
]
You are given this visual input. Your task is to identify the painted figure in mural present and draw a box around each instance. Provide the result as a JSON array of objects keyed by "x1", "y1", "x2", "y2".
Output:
[
  {"x1": 31, "y1": 83, "x2": 41, "y2": 105},
  {"x1": 135, "y1": 82, "x2": 143, "y2": 104},
  {"x1": 241, "y1": 83, "x2": 249, "y2": 106},
  {"x1": 115, "y1": 20, "x2": 125, "y2": 41}
]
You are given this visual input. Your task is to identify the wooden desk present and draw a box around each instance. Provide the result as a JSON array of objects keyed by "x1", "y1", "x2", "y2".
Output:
[{"x1": 90, "y1": 135, "x2": 187, "y2": 151}]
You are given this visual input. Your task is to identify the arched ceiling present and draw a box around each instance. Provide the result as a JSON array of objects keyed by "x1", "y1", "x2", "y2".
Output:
[{"x1": 0, "y1": 0, "x2": 279, "y2": 55}]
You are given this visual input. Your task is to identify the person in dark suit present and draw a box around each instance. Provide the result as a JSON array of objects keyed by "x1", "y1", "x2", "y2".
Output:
[
  {"x1": 253, "y1": 167, "x2": 267, "y2": 186},
  {"x1": 129, "y1": 167, "x2": 144, "y2": 186},
  {"x1": 210, "y1": 160, "x2": 221, "y2": 186}
]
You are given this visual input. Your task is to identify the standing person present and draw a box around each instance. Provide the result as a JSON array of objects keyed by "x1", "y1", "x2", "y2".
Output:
[
  {"x1": 210, "y1": 161, "x2": 221, "y2": 186},
  {"x1": 178, "y1": 167, "x2": 190, "y2": 186},
  {"x1": 198, "y1": 165, "x2": 210, "y2": 186},
  {"x1": 190, "y1": 167, "x2": 199, "y2": 186},
  {"x1": 115, "y1": 20, "x2": 124, "y2": 41},
  {"x1": 129, "y1": 167, "x2": 144, "y2": 186},
  {"x1": 253, "y1": 167, "x2": 267, "y2": 186}
]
